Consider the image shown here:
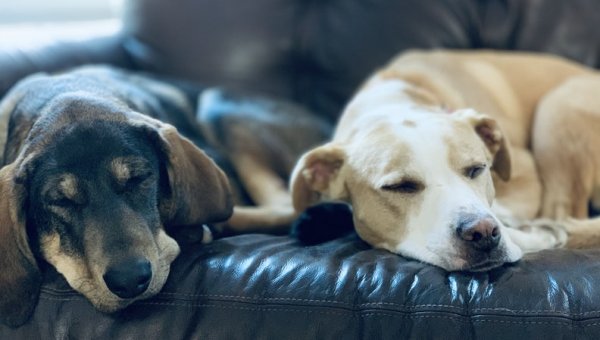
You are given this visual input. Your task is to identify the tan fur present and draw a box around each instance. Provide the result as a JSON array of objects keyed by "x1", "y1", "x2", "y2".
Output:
[
  {"x1": 40, "y1": 233, "x2": 94, "y2": 297},
  {"x1": 289, "y1": 49, "x2": 600, "y2": 269},
  {"x1": 110, "y1": 158, "x2": 132, "y2": 183},
  {"x1": 532, "y1": 75, "x2": 600, "y2": 221},
  {"x1": 221, "y1": 151, "x2": 295, "y2": 233},
  {"x1": 58, "y1": 174, "x2": 79, "y2": 200}
]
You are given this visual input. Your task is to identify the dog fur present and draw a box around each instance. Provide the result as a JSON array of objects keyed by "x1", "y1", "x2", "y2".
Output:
[
  {"x1": 290, "y1": 50, "x2": 600, "y2": 271},
  {"x1": 5, "y1": 49, "x2": 600, "y2": 325}
]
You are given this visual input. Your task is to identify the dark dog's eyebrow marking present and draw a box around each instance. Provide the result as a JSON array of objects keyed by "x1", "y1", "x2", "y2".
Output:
[
  {"x1": 111, "y1": 158, "x2": 132, "y2": 183},
  {"x1": 110, "y1": 156, "x2": 150, "y2": 183},
  {"x1": 59, "y1": 174, "x2": 79, "y2": 200}
]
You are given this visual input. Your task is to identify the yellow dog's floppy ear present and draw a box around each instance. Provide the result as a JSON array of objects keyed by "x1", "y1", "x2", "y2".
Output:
[
  {"x1": 155, "y1": 124, "x2": 233, "y2": 227},
  {"x1": 290, "y1": 143, "x2": 348, "y2": 213},
  {"x1": 0, "y1": 163, "x2": 41, "y2": 327},
  {"x1": 455, "y1": 109, "x2": 512, "y2": 181}
]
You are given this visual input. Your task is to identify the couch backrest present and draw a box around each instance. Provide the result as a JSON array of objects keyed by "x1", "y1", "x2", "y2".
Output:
[{"x1": 122, "y1": 0, "x2": 600, "y2": 121}]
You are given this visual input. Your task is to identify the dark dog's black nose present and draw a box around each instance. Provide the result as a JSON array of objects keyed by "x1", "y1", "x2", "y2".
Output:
[
  {"x1": 103, "y1": 258, "x2": 152, "y2": 299},
  {"x1": 457, "y1": 217, "x2": 501, "y2": 252}
]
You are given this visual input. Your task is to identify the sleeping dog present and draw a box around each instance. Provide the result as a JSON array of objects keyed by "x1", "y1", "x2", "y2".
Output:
[
  {"x1": 0, "y1": 67, "x2": 234, "y2": 327},
  {"x1": 290, "y1": 50, "x2": 600, "y2": 272}
]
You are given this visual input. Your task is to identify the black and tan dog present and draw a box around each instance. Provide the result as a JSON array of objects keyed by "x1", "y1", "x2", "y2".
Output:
[
  {"x1": 0, "y1": 67, "x2": 238, "y2": 327},
  {"x1": 0, "y1": 66, "x2": 329, "y2": 327}
]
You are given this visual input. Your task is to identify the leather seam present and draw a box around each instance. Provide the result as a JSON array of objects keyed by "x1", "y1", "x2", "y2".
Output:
[
  {"x1": 361, "y1": 313, "x2": 590, "y2": 326},
  {"x1": 35, "y1": 296, "x2": 600, "y2": 325},
  {"x1": 38, "y1": 291, "x2": 600, "y2": 316},
  {"x1": 38, "y1": 295, "x2": 600, "y2": 319}
]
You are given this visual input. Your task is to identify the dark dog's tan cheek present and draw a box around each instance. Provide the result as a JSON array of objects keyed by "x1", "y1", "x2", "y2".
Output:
[
  {"x1": 40, "y1": 233, "x2": 130, "y2": 312},
  {"x1": 155, "y1": 229, "x2": 180, "y2": 265},
  {"x1": 40, "y1": 233, "x2": 93, "y2": 291}
]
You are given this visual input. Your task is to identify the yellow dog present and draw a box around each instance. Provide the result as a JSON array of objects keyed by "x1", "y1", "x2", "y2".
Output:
[{"x1": 291, "y1": 50, "x2": 600, "y2": 271}]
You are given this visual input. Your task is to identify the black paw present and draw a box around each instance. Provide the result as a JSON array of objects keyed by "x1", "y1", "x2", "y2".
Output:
[
  {"x1": 590, "y1": 201, "x2": 600, "y2": 218},
  {"x1": 290, "y1": 203, "x2": 354, "y2": 245}
]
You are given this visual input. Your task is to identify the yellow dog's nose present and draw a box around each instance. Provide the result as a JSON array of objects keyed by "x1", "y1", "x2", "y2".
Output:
[{"x1": 457, "y1": 217, "x2": 501, "y2": 252}]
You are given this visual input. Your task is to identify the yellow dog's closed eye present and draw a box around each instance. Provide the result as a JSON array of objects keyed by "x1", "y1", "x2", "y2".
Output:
[{"x1": 381, "y1": 180, "x2": 424, "y2": 194}]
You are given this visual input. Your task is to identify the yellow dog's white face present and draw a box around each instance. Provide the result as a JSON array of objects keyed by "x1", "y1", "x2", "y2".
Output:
[{"x1": 291, "y1": 82, "x2": 522, "y2": 271}]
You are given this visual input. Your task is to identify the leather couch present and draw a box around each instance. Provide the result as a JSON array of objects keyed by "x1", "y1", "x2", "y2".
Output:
[{"x1": 2, "y1": 0, "x2": 600, "y2": 338}]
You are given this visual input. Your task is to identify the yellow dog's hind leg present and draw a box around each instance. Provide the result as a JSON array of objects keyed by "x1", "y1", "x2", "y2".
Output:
[{"x1": 533, "y1": 75, "x2": 600, "y2": 220}]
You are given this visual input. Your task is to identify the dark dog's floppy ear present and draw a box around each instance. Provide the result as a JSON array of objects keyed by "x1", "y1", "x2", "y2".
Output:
[
  {"x1": 455, "y1": 109, "x2": 511, "y2": 181},
  {"x1": 154, "y1": 124, "x2": 233, "y2": 226},
  {"x1": 0, "y1": 162, "x2": 41, "y2": 327}
]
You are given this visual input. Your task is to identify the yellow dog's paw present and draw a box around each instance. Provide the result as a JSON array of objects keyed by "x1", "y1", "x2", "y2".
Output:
[{"x1": 516, "y1": 219, "x2": 568, "y2": 249}]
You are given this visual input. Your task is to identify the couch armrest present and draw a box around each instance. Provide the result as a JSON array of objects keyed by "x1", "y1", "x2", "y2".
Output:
[{"x1": 0, "y1": 24, "x2": 132, "y2": 97}]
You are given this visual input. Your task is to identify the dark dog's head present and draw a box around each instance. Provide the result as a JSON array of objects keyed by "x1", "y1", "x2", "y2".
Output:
[{"x1": 0, "y1": 98, "x2": 232, "y2": 327}]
